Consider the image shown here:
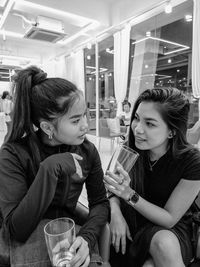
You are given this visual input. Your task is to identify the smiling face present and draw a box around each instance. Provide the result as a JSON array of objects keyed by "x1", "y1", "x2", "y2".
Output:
[
  {"x1": 131, "y1": 101, "x2": 171, "y2": 159},
  {"x1": 50, "y1": 94, "x2": 88, "y2": 146}
]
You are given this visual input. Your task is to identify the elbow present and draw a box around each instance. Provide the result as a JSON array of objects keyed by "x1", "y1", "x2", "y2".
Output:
[
  {"x1": 161, "y1": 218, "x2": 178, "y2": 229},
  {"x1": 7, "y1": 222, "x2": 29, "y2": 243}
]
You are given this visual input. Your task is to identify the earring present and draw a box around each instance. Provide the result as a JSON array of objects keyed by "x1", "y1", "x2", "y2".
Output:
[
  {"x1": 168, "y1": 132, "x2": 173, "y2": 138},
  {"x1": 48, "y1": 133, "x2": 53, "y2": 140}
]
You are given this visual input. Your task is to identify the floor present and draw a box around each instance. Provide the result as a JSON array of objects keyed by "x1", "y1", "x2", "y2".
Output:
[{"x1": 0, "y1": 129, "x2": 116, "y2": 207}]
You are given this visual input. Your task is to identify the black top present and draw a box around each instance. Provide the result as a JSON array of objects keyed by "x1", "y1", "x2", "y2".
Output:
[
  {"x1": 0, "y1": 131, "x2": 109, "y2": 252},
  {"x1": 144, "y1": 148, "x2": 200, "y2": 208}
]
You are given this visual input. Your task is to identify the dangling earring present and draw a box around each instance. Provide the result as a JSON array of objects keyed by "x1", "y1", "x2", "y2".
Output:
[{"x1": 48, "y1": 132, "x2": 53, "y2": 140}]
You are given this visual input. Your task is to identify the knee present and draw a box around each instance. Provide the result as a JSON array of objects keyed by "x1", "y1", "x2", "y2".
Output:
[{"x1": 150, "y1": 230, "x2": 180, "y2": 259}]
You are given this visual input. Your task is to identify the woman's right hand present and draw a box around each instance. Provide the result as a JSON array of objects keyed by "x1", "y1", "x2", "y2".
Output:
[{"x1": 110, "y1": 210, "x2": 132, "y2": 255}]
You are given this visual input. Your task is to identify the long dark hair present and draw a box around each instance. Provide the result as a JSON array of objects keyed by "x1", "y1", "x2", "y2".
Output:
[
  {"x1": 128, "y1": 87, "x2": 191, "y2": 195},
  {"x1": 6, "y1": 65, "x2": 81, "y2": 169}
]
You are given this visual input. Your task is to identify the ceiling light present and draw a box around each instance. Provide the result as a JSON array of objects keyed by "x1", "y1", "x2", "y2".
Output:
[
  {"x1": 185, "y1": 14, "x2": 192, "y2": 22},
  {"x1": 165, "y1": 1, "x2": 172, "y2": 14},
  {"x1": 57, "y1": 21, "x2": 100, "y2": 45},
  {"x1": 0, "y1": 0, "x2": 16, "y2": 29},
  {"x1": 132, "y1": 36, "x2": 189, "y2": 55},
  {"x1": 87, "y1": 43, "x2": 92, "y2": 49},
  {"x1": 168, "y1": 58, "x2": 172, "y2": 63},
  {"x1": 0, "y1": 29, "x2": 23, "y2": 38},
  {"x1": 146, "y1": 31, "x2": 151, "y2": 37},
  {"x1": 15, "y1": 0, "x2": 94, "y2": 27}
]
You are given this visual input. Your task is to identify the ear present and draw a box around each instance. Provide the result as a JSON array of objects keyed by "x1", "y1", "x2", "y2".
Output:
[
  {"x1": 40, "y1": 121, "x2": 54, "y2": 137},
  {"x1": 168, "y1": 130, "x2": 176, "y2": 139}
]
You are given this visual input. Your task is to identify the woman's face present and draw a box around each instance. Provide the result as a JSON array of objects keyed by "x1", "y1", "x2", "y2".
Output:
[
  {"x1": 124, "y1": 104, "x2": 130, "y2": 113},
  {"x1": 52, "y1": 95, "x2": 88, "y2": 145},
  {"x1": 131, "y1": 101, "x2": 171, "y2": 157}
]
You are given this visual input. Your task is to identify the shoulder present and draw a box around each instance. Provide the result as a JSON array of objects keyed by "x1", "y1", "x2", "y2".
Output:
[
  {"x1": 178, "y1": 148, "x2": 200, "y2": 180},
  {"x1": 0, "y1": 138, "x2": 30, "y2": 162},
  {"x1": 80, "y1": 137, "x2": 98, "y2": 156}
]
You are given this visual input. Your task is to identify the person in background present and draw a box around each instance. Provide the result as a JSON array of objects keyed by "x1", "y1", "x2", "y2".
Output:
[
  {"x1": 119, "y1": 101, "x2": 131, "y2": 127},
  {"x1": 0, "y1": 66, "x2": 109, "y2": 267},
  {"x1": 104, "y1": 87, "x2": 200, "y2": 267},
  {"x1": 1, "y1": 90, "x2": 13, "y2": 135}
]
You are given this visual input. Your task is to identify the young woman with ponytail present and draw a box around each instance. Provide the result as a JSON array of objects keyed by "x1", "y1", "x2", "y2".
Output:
[{"x1": 0, "y1": 66, "x2": 109, "y2": 267}]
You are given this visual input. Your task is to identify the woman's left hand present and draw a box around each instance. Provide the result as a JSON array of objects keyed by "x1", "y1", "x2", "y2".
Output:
[
  {"x1": 104, "y1": 166, "x2": 133, "y2": 201},
  {"x1": 69, "y1": 236, "x2": 90, "y2": 267}
]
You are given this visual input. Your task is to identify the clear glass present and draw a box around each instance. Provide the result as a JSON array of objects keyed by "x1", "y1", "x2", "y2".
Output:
[
  {"x1": 106, "y1": 144, "x2": 139, "y2": 174},
  {"x1": 44, "y1": 218, "x2": 75, "y2": 267}
]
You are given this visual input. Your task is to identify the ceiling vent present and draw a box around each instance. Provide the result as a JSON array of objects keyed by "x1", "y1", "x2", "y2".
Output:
[{"x1": 24, "y1": 16, "x2": 67, "y2": 43}]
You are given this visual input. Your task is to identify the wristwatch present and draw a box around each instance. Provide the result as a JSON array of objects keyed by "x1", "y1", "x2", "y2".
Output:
[{"x1": 127, "y1": 190, "x2": 139, "y2": 207}]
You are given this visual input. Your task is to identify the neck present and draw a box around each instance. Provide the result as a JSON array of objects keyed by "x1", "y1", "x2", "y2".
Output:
[{"x1": 149, "y1": 147, "x2": 168, "y2": 161}]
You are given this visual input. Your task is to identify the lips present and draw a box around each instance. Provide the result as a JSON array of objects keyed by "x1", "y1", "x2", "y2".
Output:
[{"x1": 135, "y1": 136, "x2": 146, "y2": 142}]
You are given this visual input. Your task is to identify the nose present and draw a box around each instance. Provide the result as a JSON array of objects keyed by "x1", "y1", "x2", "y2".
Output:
[
  {"x1": 134, "y1": 122, "x2": 144, "y2": 134},
  {"x1": 80, "y1": 117, "x2": 88, "y2": 131}
]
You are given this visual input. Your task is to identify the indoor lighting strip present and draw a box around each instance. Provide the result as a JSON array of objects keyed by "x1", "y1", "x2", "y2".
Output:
[
  {"x1": 0, "y1": 0, "x2": 16, "y2": 29},
  {"x1": 15, "y1": 0, "x2": 96, "y2": 27},
  {"x1": 0, "y1": 54, "x2": 39, "y2": 62},
  {"x1": 132, "y1": 36, "x2": 190, "y2": 55},
  {"x1": 58, "y1": 21, "x2": 100, "y2": 45},
  {"x1": 0, "y1": 29, "x2": 23, "y2": 38}
]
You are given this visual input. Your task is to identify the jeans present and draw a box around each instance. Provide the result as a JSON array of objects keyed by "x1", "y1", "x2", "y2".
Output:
[{"x1": 1, "y1": 220, "x2": 105, "y2": 267}]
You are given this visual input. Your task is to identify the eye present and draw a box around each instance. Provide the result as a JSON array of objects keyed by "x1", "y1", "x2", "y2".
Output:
[
  {"x1": 146, "y1": 122, "x2": 155, "y2": 127},
  {"x1": 133, "y1": 115, "x2": 139, "y2": 121},
  {"x1": 72, "y1": 119, "x2": 80, "y2": 124}
]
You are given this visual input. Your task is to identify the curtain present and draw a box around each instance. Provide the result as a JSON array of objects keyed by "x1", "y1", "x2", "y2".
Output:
[
  {"x1": 65, "y1": 49, "x2": 85, "y2": 94},
  {"x1": 192, "y1": 0, "x2": 200, "y2": 99},
  {"x1": 114, "y1": 25, "x2": 130, "y2": 116}
]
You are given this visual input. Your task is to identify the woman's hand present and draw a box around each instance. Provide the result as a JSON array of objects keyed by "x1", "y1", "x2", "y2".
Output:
[
  {"x1": 69, "y1": 236, "x2": 90, "y2": 267},
  {"x1": 104, "y1": 166, "x2": 133, "y2": 201},
  {"x1": 71, "y1": 153, "x2": 83, "y2": 178},
  {"x1": 110, "y1": 210, "x2": 132, "y2": 254}
]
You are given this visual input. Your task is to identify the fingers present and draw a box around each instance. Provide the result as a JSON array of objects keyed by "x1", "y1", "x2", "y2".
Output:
[
  {"x1": 52, "y1": 239, "x2": 70, "y2": 253},
  {"x1": 81, "y1": 255, "x2": 90, "y2": 267},
  {"x1": 70, "y1": 236, "x2": 89, "y2": 267},
  {"x1": 71, "y1": 153, "x2": 83, "y2": 161},
  {"x1": 71, "y1": 153, "x2": 83, "y2": 178},
  {"x1": 126, "y1": 226, "x2": 133, "y2": 242}
]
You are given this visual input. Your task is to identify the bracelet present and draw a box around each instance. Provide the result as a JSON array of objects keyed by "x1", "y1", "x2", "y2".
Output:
[{"x1": 127, "y1": 190, "x2": 139, "y2": 207}]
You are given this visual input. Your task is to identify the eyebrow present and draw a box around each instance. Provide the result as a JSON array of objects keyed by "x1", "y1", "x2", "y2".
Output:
[
  {"x1": 69, "y1": 108, "x2": 87, "y2": 119},
  {"x1": 135, "y1": 113, "x2": 158, "y2": 122}
]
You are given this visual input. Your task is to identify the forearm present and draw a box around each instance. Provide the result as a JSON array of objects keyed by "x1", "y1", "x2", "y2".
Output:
[
  {"x1": 130, "y1": 194, "x2": 175, "y2": 228},
  {"x1": 78, "y1": 200, "x2": 110, "y2": 252},
  {"x1": 7, "y1": 162, "x2": 59, "y2": 241}
]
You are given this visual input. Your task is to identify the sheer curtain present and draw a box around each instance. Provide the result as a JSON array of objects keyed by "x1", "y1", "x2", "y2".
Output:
[
  {"x1": 192, "y1": 0, "x2": 200, "y2": 117},
  {"x1": 114, "y1": 25, "x2": 130, "y2": 116},
  {"x1": 65, "y1": 49, "x2": 85, "y2": 93}
]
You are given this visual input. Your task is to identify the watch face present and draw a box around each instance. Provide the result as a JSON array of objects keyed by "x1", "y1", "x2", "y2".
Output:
[{"x1": 130, "y1": 192, "x2": 139, "y2": 204}]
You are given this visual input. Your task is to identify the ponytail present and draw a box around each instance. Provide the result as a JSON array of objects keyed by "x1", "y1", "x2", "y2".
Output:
[{"x1": 6, "y1": 66, "x2": 47, "y2": 169}]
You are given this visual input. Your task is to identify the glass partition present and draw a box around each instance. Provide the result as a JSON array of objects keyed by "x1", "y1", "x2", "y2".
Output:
[{"x1": 128, "y1": 0, "x2": 196, "y2": 126}]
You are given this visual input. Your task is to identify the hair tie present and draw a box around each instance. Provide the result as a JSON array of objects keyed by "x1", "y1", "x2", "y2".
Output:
[{"x1": 32, "y1": 71, "x2": 47, "y2": 86}]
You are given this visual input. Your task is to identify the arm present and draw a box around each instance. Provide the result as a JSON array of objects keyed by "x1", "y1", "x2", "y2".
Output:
[
  {"x1": 78, "y1": 144, "x2": 110, "y2": 252},
  {"x1": 0, "y1": 146, "x2": 76, "y2": 242},
  {"x1": 105, "y1": 163, "x2": 200, "y2": 228}
]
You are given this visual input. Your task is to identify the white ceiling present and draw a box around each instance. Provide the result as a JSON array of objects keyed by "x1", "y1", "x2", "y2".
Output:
[{"x1": 0, "y1": 0, "x2": 187, "y2": 69}]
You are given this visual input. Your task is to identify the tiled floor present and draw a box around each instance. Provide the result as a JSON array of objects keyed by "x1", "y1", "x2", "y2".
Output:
[{"x1": 0, "y1": 130, "x2": 116, "y2": 207}]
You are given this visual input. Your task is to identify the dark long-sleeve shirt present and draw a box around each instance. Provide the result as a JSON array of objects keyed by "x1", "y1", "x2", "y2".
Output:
[{"x1": 0, "y1": 133, "x2": 109, "y2": 252}]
